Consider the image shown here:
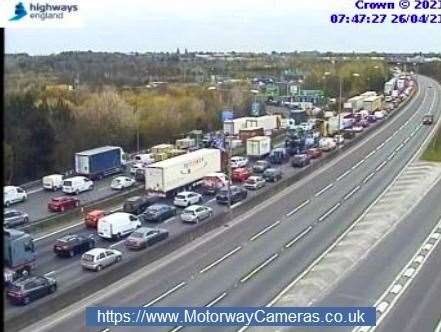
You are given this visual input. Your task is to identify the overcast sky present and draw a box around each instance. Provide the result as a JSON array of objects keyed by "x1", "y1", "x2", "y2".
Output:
[{"x1": 5, "y1": 0, "x2": 441, "y2": 54}]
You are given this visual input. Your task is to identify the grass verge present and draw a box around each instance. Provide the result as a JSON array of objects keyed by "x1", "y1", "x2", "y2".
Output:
[{"x1": 422, "y1": 126, "x2": 441, "y2": 162}]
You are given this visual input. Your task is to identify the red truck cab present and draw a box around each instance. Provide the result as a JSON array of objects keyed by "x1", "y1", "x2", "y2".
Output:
[{"x1": 84, "y1": 209, "x2": 106, "y2": 228}]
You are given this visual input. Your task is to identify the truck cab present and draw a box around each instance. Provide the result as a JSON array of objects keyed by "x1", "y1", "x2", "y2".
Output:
[{"x1": 4, "y1": 229, "x2": 36, "y2": 283}]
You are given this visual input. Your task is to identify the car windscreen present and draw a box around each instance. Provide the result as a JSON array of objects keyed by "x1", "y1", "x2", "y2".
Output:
[
  {"x1": 183, "y1": 210, "x2": 196, "y2": 215},
  {"x1": 63, "y1": 181, "x2": 72, "y2": 186},
  {"x1": 130, "y1": 232, "x2": 144, "y2": 238},
  {"x1": 175, "y1": 194, "x2": 186, "y2": 200}
]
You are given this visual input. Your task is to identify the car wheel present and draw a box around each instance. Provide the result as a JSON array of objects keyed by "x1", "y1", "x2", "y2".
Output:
[
  {"x1": 22, "y1": 196, "x2": 26, "y2": 202},
  {"x1": 90, "y1": 184, "x2": 94, "y2": 191},
  {"x1": 116, "y1": 233, "x2": 122, "y2": 240},
  {"x1": 75, "y1": 201, "x2": 79, "y2": 207},
  {"x1": 21, "y1": 267, "x2": 30, "y2": 278},
  {"x1": 116, "y1": 256, "x2": 122, "y2": 263},
  {"x1": 5, "y1": 201, "x2": 10, "y2": 207},
  {"x1": 89, "y1": 242, "x2": 94, "y2": 249},
  {"x1": 96, "y1": 265, "x2": 102, "y2": 271},
  {"x1": 49, "y1": 284, "x2": 57, "y2": 293},
  {"x1": 60, "y1": 206, "x2": 65, "y2": 212},
  {"x1": 24, "y1": 297, "x2": 31, "y2": 305},
  {"x1": 23, "y1": 217, "x2": 29, "y2": 224},
  {"x1": 195, "y1": 217, "x2": 200, "y2": 224},
  {"x1": 75, "y1": 189, "x2": 79, "y2": 195},
  {"x1": 69, "y1": 250, "x2": 74, "y2": 257}
]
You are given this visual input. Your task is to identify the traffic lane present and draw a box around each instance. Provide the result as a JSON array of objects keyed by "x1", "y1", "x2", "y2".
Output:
[
  {"x1": 44, "y1": 100, "x2": 435, "y2": 332},
  {"x1": 185, "y1": 125, "x2": 437, "y2": 332},
  {"x1": 375, "y1": 242, "x2": 441, "y2": 332},
  {"x1": 299, "y1": 180, "x2": 441, "y2": 332},
  {"x1": 18, "y1": 172, "x2": 134, "y2": 221}
]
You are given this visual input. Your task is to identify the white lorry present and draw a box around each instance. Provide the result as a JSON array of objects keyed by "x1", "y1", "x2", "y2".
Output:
[
  {"x1": 246, "y1": 136, "x2": 271, "y2": 158},
  {"x1": 145, "y1": 148, "x2": 221, "y2": 197}
]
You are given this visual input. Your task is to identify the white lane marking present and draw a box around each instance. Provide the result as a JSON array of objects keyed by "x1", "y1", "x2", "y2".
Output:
[
  {"x1": 109, "y1": 239, "x2": 125, "y2": 248},
  {"x1": 44, "y1": 271, "x2": 56, "y2": 276},
  {"x1": 344, "y1": 186, "x2": 361, "y2": 201},
  {"x1": 314, "y1": 183, "x2": 334, "y2": 197},
  {"x1": 403, "y1": 136, "x2": 411, "y2": 144},
  {"x1": 363, "y1": 172, "x2": 376, "y2": 184},
  {"x1": 207, "y1": 198, "x2": 216, "y2": 203},
  {"x1": 317, "y1": 203, "x2": 341, "y2": 222},
  {"x1": 34, "y1": 221, "x2": 85, "y2": 242},
  {"x1": 376, "y1": 160, "x2": 388, "y2": 172},
  {"x1": 435, "y1": 319, "x2": 441, "y2": 332},
  {"x1": 352, "y1": 159, "x2": 365, "y2": 170},
  {"x1": 366, "y1": 150, "x2": 376, "y2": 159},
  {"x1": 396, "y1": 143, "x2": 405, "y2": 151},
  {"x1": 169, "y1": 326, "x2": 183, "y2": 332},
  {"x1": 384, "y1": 136, "x2": 393, "y2": 143},
  {"x1": 143, "y1": 282, "x2": 187, "y2": 307},
  {"x1": 206, "y1": 292, "x2": 227, "y2": 307},
  {"x1": 336, "y1": 170, "x2": 351, "y2": 182},
  {"x1": 387, "y1": 151, "x2": 396, "y2": 161},
  {"x1": 199, "y1": 246, "x2": 242, "y2": 274},
  {"x1": 353, "y1": 218, "x2": 441, "y2": 332},
  {"x1": 286, "y1": 200, "x2": 310, "y2": 217},
  {"x1": 249, "y1": 221, "x2": 281, "y2": 241},
  {"x1": 240, "y1": 253, "x2": 279, "y2": 283},
  {"x1": 231, "y1": 202, "x2": 243, "y2": 209},
  {"x1": 285, "y1": 226, "x2": 313, "y2": 248},
  {"x1": 28, "y1": 188, "x2": 43, "y2": 195},
  {"x1": 378, "y1": 142, "x2": 386, "y2": 150}
]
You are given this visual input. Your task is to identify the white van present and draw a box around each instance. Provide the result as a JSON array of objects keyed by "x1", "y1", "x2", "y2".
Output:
[
  {"x1": 62, "y1": 176, "x2": 94, "y2": 195},
  {"x1": 97, "y1": 212, "x2": 141, "y2": 240},
  {"x1": 134, "y1": 153, "x2": 155, "y2": 165},
  {"x1": 3, "y1": 186, "x2": 27, "y2": 207},
  {"x1": 42, "y1": 174, "x2": 64, "y2": 191}
]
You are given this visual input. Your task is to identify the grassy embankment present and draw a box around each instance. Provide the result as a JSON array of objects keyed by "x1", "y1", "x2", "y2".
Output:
[{"x1": 422, "y1": 126, "x2": 441, "y2": 161}]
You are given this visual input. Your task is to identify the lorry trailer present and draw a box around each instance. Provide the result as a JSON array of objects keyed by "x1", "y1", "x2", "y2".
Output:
[{"x1": 75, "y1": 146, "x2": 125, "y2": 180}]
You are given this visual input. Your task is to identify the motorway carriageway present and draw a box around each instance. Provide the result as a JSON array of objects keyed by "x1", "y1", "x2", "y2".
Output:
[{"x1": 13, "y1": 76, "x2": 441, "y2": 332}]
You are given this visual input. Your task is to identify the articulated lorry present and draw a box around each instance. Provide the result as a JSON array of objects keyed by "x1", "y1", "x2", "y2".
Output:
[
  {"x1": 4, "y1": 228, "x2": 36, "y2": 283},
  {"x1": 75, "y1": 146, "x2": 125, "y2": 180},
  {"x1": 145, "y1": 148, "x2": 221, "y2": 197}
]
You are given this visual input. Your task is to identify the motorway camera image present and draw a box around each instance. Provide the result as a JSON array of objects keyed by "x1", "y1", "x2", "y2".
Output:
[{"x1": 2, "y1": 1, "x2": 441, "y2": 332}]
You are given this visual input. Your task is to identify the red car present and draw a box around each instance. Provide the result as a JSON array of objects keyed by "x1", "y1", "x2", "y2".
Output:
[
  {"x1": 48, "y1": 196, "x2": 80, "y2": 212},
  {"x1": 306, "y1": 148, "x2": 322, "y2": 159},
  {"x1": 231, "y1": 167, "x2": 251, "y2": 182},
  {"x1": 84, "y1": 209, "x2": 105, "y2": 228}
]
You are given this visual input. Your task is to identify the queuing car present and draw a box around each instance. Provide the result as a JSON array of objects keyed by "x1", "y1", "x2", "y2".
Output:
[
  {"x1": 306, "y1": 148, "x2": 322, "y2": 159},
  {"x1": 342, "y1": 129, "x2": 356, "y2": 139},
  {"x1": 422, "y1": 114, "x2": 434, "y2": 125},
  {"x1": 84, "y1": 209, "x2": 106, "y2": 228},
  {"x1": 62, "y1": 176, "x2": 94, "y2": 195},
  {"x1": 81, "y1": 248, "x2": 122, "y2": 271},
  {"x1": 6, "y1": 276, "x2": 57, "y2": 305},
  {"x1": 110, "y1": 176, "x2": 136, "y2": 190},
  {"x1": 48, "y1": 196, "x2": 80, "y2": 212},
  {"x1": 4, "y1": 186, "x2": 27, "y2": 207},
  {"x1": 358, "y1": 119, "x2": 370, "y2": 128},
  {"x1": 367, "y1": 114, "x2": 377, "y2": 123},
  {"x1": 252, "y1": 160, "x2": 271, "y2": 173},
  {"x1": 173, "y1": 191, "x2": 202, "y2": 207},
  {"x1": 231, "y1": 167, "x2": 251, "y2": 182},
  {"x1": 216, "y1": 186, "x2": 248, "y2": 205},
  {"x1": 130, "y1": 162, "x2": 146, "y2": 175},
  {"x1": 352, "y1": 125, "x2": 364, "y2": 133},
  {"x1": 4, "y1": 209, "x2": 29, "y2": 228},
  {"x1": 134, "y1": 168, "x2": 145, "y2": 182},
  {"x1": 122, "y1": 195, "x2": 159, "y2": 215},
  {"x1": 374, "y1": 110, "x2": 386, "y2": 119},
  {"x1": 180, "y1": 205, "x2": 213, "y2": 223},
  {"x1": 53, "y1": 234, "x2": 96, "y2": 257},
  {"x1": 334, "y1": 134, "x2": 345, "y2": 145},
  {"x1": 139, "y1": 204, "x2": 177, "y2": 223},
  {"x1": 291, "y1": 154, "x2": 311, "y2": 168},
  {"x1": 124, "y1": 227, "x2": 169, "y2": 250},
  {"x1": 230, "y1": 156, "x2": 248, "y2": 168},
  {"x1": 262, "y1": 168, "x2": 282, "y2": 182},
  {"x1": 244, "y1": 176, "x2": 266, "y2": 190}
]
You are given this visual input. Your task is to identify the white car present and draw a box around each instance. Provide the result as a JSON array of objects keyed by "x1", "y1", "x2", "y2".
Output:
[
  {"x1": 244, "y1": 176, "x2": 266, "y2": 190},
  {"x1": 111, "y1": 176, "x2": 136, "y2": 190},
  {"x1": 374, "y1": 111, "x2": 386, "y2": 119},
  {"x1": 319, "y1": 138, "x2": 337, "y2": 152},
  {"x1": 130, "y1": 162, "x2": 146, "y2": 175},
  {"x1": 231, "y1": 156, "x2": 248, "y2": 169},
  {"x1": 180, "y1": 205, "x2": 213, "y2": 223},
  {"x1": 334, "y1": 134, "x2": 344, "y2": 145},
  {"x1": 352, "y1": 125, "x2": 364, "y2": 133},
  {"x1": 173, "y1": 191, "x2": 202, "y2": 207},
  {"x1": 4, "y1": 186, "x2": 27, "y2": 207}
]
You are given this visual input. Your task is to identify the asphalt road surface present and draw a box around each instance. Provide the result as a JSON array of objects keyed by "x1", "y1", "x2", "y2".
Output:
[{"x1": 13, "y1": 76, "x2": 440, "y2": 332}]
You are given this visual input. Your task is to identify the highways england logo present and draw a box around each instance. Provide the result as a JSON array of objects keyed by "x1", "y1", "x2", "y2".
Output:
[{"x1": 8, "y1": 1, "x2": 79, "y2": 22}]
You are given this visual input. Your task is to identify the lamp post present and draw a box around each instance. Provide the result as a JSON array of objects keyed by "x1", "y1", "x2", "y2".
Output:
[
  {"x1": 134, "y1": 103, "x2": 140, "y2": 153},
  {"x1": 225, "y1": 134, "x2": 232, "y2": 210}
]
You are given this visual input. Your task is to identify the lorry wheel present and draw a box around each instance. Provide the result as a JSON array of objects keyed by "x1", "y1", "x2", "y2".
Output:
[
  {"x1": 24, "y1": 297, "x2": 31, "y2": 305},
  {"x1": 61, "y1": 206, "x2": 65, "y2": 212},
  {"x1": 24, "y1": 217, "x2": 29, "y2": 224},
  {"x1": 49, "y1": 284, "x2": 57, "y2": 293},
  {"x1": 116, "y1": 256, "x2": 122, "y2": 263},
  {"x1": 75, "y1": 189, "x2": 79, "y2": 195},
  {"x1": 5, "y1": 201, "x2": 10, "y2": 207},
  {"x1": 69, "y1": 250, "x2": 74, "y2": 257}
]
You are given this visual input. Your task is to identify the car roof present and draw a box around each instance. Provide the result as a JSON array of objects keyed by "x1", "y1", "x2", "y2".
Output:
[
  {"x1": 148, "y1": 203, "x2": 169, "y2": 209},
  {"x1": 12, "y1": 276, "x2": 45, "y2": 286},
  {"x1": 4, "y1": 209, "x2": 18, "y2": 214},
  {"x1": 58, "y1": 234, "x2": 82, "y2": 241},
  {"x1": 134, "y1": 227, "x2": 156, "y2": 233},
  {"x1": 177, "y1": 191, "x2": 197, "y2": 195},
  {"x1": 84, "y1": 248, "x2": 108, "y2": 255},
  {"x1": 248, "y1": 176, "x2": 262, "y2": 180},
  {"x1": 64, "y1": 176, "x2": 88, "y2": 181},
  {"x1": 52, "y1": 196, "x2": 70, "y2": 200},
  {"x1": 184, "y1": 205, "x2": 205, "y2": 211}
]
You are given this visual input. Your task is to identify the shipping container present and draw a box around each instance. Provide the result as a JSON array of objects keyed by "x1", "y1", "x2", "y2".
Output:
[
  {"x1": 145, "y1": 149, "x2": 221, "y2": 196},
  {"x1": 347, "y1": 96, "x2": 365, "y2": 111},
  {"x1": 245, "y1": 115, "x2": 281, "y2": 132},
  {"x1": 246, "y1": 136, "x2": 271, "y2": 158},
  {"x1": 175, "y1": 138, "x2": 196, "y2": 150},
  {"x1": 75, "y1": 146, "x2": 124, "y2": 180}
]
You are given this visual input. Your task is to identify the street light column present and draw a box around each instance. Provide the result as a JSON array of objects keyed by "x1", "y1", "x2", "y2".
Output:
[
  {"x1": 225, "y1": 135, "x2": 232, "y2": 210},
  {"x1": 338, "y1": 76, "x2": 343, "y2": 134}
]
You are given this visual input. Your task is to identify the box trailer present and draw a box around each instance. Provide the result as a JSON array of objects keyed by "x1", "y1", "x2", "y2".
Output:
[
  {"x1": 239, "y1": 127, "x2": 265, "y2": 142},
  {"x1": 347, "y1": 96, "x2": 365, "y2": 111},
  {"x1": 223, "y1": 117, "x2": 251, "y2": 135},
  {"x1": 363, "y1": 96, "x2": 383, "y2": 112},
  {"x1": 245, "y1": 115, "x2": 281, "y2": 132},
  {"x1": 175, "y1": 138, "x2": 196, "y2": 150},
  {"x1": 145, "y1": 148, "x2": 221, "y2": 197},
  {"x1": 246, "y1": 136, "x2": 271, "y2": 158},
  {"x1": 75, "y1": 146, "x2": 124, "y2": 180},
  {"x1": 360, "y1": 91, "x2": 377, "y2": 97},
  {"x1": 384, "y1": 79, "x2": 396, "y2": 95}
]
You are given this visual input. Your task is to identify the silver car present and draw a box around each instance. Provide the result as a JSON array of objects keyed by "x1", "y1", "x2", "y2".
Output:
[
  {"x1": 180, "y1": 205, "x2": 213, "y2": 223},
  {"x1": 4, "y1": 209, "x2": 29, "y2": 228},
  {"x1": 81, "y1": 248, "x2": 122, "y2": 271}
]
